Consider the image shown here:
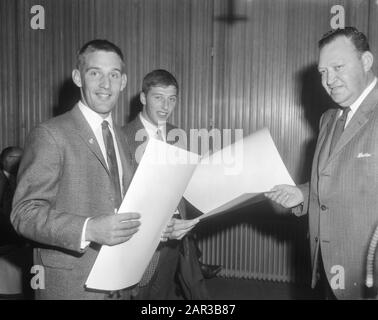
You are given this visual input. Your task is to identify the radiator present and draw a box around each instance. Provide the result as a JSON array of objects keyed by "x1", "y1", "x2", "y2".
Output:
[{"x1": 197, "y1": 219, "x2": 310, "y2": 284}]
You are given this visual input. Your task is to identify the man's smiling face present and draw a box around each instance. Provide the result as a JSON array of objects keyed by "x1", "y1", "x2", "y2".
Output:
[
  {"x1": 141, "y1": 85, "x2": 177, "y2": 126},
  {"x1": 73, "y1": 50, "x2": 127, "y2": 118},
  {"x1": 318, "y1": 36, "x2": 370, "y2": 107}
]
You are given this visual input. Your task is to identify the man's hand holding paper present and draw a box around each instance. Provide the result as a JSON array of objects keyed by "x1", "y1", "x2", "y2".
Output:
[
  {"x1": 160, "y1": 217, "x2": 199, "y2": 241},
  {"x1": 265, "y1": 185, "x2": 304, "y2": 209},
  {"x1": 86, "y1": 212, "x2": 141, "y2": 246}
]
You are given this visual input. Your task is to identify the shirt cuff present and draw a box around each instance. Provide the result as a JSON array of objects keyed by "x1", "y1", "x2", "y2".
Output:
[
  {"x1": 80, "y1": 217, "x2": 91, "y2": 249},
  {"x1": 173, "y1": 208, "x2": 180, "y2": 218}
]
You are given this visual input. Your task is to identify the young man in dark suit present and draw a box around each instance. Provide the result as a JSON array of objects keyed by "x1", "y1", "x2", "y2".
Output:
[{"x1": 123, "y1": 69, "x2": 209, "y2": 299}]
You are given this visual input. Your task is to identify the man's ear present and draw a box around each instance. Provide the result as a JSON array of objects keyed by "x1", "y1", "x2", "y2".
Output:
[
  {"x1": 140, "y1": 92, "x2": 146, "y2": 105},
  {"x1": 120, "y1": 73, "x2": 127, "y2": 91},
  {"x1": 361, "y1": 51, "x2": 374, "y2": 72},
  {"x1": 72, "y1": 69, "x2": 82, "y2": 88}
]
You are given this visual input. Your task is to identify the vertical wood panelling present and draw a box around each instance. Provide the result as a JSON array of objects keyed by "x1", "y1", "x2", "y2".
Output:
[
  {"x1": 12, "y1": 0, "x2": 214, "y2": 145},
  {"x1": 17, "y1": 0, "x2": 51, "y2": 146},
  {"x1": 112, "y1": 0, "x2": 215, "y2": 131},
  {"x1": 0, "y1": 0, "x2": 18, "y2": 151}
]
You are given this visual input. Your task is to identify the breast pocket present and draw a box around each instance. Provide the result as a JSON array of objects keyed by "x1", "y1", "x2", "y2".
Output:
[{"x1": 354, "y1": 153, "x2": 375, "y2": 194}]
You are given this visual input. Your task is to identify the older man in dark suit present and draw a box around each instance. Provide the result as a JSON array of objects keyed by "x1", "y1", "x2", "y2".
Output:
[
  {"x1": 266, "y1": 27, "x2": 378, "y2": 299},
  {"x1": 11, "y1": 40, "x2": 141, "y2": 300},
  {"x1": 123, "y1": 69, "x2": 209, "y2": 299}
]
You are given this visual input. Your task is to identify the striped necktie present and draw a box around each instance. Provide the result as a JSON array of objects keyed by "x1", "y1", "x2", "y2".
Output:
[
  {"x1": 329, "y1": 107, "x2": 351, "y2": 156},
  {"x1": 102, "y1": 120, "x2": 122, "y2": 209}
]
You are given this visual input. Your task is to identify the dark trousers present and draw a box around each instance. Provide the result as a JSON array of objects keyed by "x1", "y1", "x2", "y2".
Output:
[
  {"x1": 132, "y1": 241, "x2": 181, "y2": 300},
  {"x1": 316, "y1": 251, "x2": 336, "y2": 300}
]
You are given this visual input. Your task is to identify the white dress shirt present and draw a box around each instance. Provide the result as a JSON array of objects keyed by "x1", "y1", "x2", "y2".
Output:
[
  {"x1": 343, "y1": 77, "x2": 377, "y2": 128},
  {"x1": 78, "y1": 101, "x2": 124, "y2": 248},
  {"x1": 139, "y1": 113, "x2": 166, "y2": 142}
]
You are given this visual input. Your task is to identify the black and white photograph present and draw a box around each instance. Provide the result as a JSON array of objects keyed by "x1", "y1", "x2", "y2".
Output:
[{"x1": 1, "y1": 0, "x2": 378, "y2": 306}]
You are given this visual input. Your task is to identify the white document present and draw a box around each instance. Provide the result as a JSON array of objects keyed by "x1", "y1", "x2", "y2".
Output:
[
  {"x1": 184, "y1": 128, "x2": 295, "y2": 220},
  {"x1": 85, "y1": 139, "x2": 200, "y2": 291}
]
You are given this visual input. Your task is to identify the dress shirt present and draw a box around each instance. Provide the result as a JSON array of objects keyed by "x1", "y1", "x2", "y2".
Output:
[
  {"x1": 139, "y1": 113, "x2": 167, "y2": 142},
  {"x1": 343, "y1": 77, "x2": 377, "y2": 128},
  {"x1": 78, "y1": 101, "x2": 124, "y2": 248}
]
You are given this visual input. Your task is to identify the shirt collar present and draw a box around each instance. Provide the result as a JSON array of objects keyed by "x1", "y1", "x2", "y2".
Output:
[
  {"x1": 78, "y1": 101, "x2": 114, "y2": 130},
  {"x1": 139, "y1": 113, "x2": 166, "y2": 137},
  {"x1": 349, "y1": 77, "x2": 377, "y2": 114}
]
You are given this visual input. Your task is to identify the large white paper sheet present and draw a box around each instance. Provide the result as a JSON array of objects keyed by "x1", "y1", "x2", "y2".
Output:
[
  {"x1": 85, "y1": 139, "x2": 199, "y2": 291},
  {"x1": 184, "y1": 128, "x2": 295, "y2": 219}
]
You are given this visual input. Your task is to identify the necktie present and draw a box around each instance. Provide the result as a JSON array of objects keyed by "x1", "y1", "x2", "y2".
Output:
[
  {"x1": 155, "y1": 128, "x2": 164, "y2": 141},
  {"x1": 329, "y1": 107, "x2": 351, "y2": 156},
  {"x1": 102, "y1": 120, "x2": 122, "y2": 209}
]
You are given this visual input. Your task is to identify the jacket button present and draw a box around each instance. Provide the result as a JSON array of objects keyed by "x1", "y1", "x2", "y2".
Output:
[
  {"x1": 315, "y1": 237, "x2": 318, "y2": 242},
  {"x1": 321, "y1": 205, "x2": 327, "y2": 211}
]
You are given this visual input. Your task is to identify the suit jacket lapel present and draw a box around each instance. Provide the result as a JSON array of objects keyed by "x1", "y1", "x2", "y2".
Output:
[
  {"x1": 128, "y1": 116, "x2": 149, "y2": 166},
  {"x1": 69, "y1": 104, "x2": 109, "y2": 175},
  {"x1": 316, "y1": 110, "x2": 337, "y2": 172},
  {"x1": 166, "y1": 123, "x2": 177, "y2": 146},
  {"x1": 327, "y1": 86, "x2": 378, "y2": 163},
  {"x1": 131, "y1": 116, "x2": 148, "y2": 152}
]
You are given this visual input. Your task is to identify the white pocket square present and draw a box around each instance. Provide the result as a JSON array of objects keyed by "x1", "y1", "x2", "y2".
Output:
[{"x1": 357, "y1": 152, "x2": 372, "y2": 158}]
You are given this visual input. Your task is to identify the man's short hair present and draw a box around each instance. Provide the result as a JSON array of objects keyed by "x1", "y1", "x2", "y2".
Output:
[
  {"x1": 0, "y1": 147, "x2": 22, "y2": 170},
  {"x1": 76, "y1": 39, "x2": 125, "y2": 71},
  {"x1": 142, "y1": 69, "x2": 179, "y2": 94},
  {"x1": 318, "y1": 27, "x2": 370, "y2": 54}
]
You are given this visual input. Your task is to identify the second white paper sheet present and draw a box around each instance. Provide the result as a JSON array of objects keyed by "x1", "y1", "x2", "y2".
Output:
[
  {"x1": 85, "y1": 139, "x2": 199, "y2": 291},
  {"x1": 184, "y1": 128, "x2": 295, "y2": 219}
]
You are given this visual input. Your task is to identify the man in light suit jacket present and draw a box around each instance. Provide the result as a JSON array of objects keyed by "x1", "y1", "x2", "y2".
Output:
[
  {"x1": 123, "y1": 69, "x2": 209, "y2": 299},
  {"x1": 11, "y1": 40, "x2": 141, "y2": 300},
  {"x1": 266, "y1": 27, "x2": 378, "y2": 299}
]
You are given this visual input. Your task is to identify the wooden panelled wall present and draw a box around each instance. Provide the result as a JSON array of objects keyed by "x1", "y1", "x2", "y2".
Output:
[
  {"x1": 1, "y1": 0, "x2": 215, "y2": 148},
  {"x1": 1, "y1": 0, "x2": 378, "y2": 284}
]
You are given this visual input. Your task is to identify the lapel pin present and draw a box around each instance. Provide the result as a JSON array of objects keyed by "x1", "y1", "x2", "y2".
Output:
[{"x1": 89, "y1": 138, "x2": 94, "y2": 144}]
